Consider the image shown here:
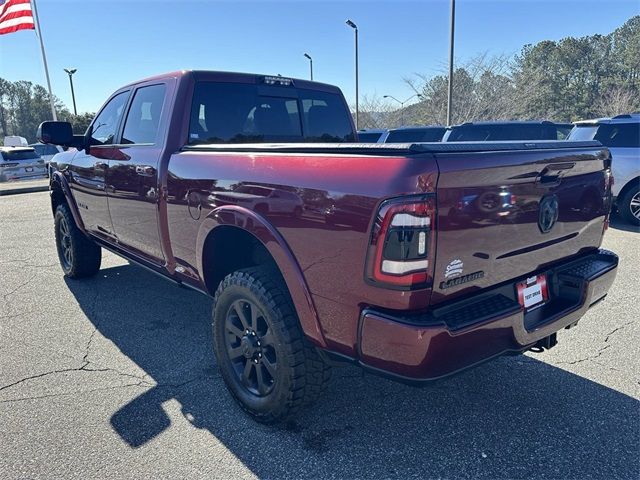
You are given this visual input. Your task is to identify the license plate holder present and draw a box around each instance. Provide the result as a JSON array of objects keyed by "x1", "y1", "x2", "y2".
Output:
[{"x1": 516, "y1": 274, "x2": 548, "y2": 311}]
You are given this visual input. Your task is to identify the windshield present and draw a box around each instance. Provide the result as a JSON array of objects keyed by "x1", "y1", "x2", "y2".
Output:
[{"x1": 189, "y1": 82, "x2": 354, "y2": 144}]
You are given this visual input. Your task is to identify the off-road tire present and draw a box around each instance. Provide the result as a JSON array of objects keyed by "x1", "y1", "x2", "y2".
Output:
[
  {"x1": 212, "y1": 266, "x2": 331, "y2": 423},
  {"x1": 54, "y1": 204, "x2": 102, "y2": 278}
]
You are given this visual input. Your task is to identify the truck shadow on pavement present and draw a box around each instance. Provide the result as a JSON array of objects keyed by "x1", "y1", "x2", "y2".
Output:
[{"x1": 65, "y1": 263, "x2": 639, "y2": 479}]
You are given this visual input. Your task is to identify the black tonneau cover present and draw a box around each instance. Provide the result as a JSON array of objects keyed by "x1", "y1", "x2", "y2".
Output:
[{"x1": 183, "y1": 140, "x2": 602, "y2": 155}]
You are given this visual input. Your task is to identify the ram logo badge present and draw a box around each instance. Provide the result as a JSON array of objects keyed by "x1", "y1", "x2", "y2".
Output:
[
  {"x1": 445, "y1": 259, "x2": 464, "y2": 278},
  {"x1": 538, "y1": 195, "x2": 559, "y2": 233}
]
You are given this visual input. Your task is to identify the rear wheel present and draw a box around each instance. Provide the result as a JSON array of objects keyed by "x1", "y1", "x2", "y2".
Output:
[
  {"x1": 618, "y1": 183, "x2": 640, "y2": 226},
  {"x1": 54, "y1": 204, "x2": 102, "y2": 278},
  {"x1": 212, "y1": 266, "x2": 330, "y2": 423}
]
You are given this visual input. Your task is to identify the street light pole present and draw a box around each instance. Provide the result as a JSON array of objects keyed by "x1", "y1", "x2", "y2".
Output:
[
  {"x1": 446, "y1": 0, "x2": 456, "y2": 126},
  {"x1": 303, "y1": 53, "x2": 313, "y2": 81},
  {"x1": 346, "y1": 19, "x2": 359, "y2": 129},
  {"x1": 64, "y1": 68, "x2": 78, "y2": 116},
  {"x1": 383, "y1": 94, "x2": 422, "y2": 126}
]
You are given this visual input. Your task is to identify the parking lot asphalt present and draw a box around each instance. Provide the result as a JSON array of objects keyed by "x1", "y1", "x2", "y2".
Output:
[{"x1": 0, "y1": 192, "x2": 638, "y2": 480}]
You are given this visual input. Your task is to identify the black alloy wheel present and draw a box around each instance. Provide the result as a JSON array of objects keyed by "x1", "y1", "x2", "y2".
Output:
[
  {"x1": 224, "y1": 299, "x2": 278, "y2": 396},
  {"x1": 212, "y1": 266, "x2": 331, "y2": 423}
]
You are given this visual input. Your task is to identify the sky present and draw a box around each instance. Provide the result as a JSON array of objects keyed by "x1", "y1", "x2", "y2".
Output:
[{"x1": 0, "y1": 0, "x2": 638, "y2": 114}]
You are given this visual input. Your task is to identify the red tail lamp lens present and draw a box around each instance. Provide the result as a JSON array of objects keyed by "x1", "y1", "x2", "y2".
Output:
[{"x1": 367, "y1": 197, "x2": 436, "y2": 288}]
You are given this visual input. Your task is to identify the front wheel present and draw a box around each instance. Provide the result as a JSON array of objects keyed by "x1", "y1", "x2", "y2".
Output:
[
  {"x1": 54, "y1": 204, "x2": 102, "y2": 278},
  {"x1": 212, "y1": 267, "x2": 330, "y2": 423},
  {"x1": 618, "y1": 183, "x2": 640, "y2": 226}
]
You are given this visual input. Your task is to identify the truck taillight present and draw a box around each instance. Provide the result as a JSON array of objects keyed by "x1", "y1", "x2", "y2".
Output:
[{"x1": 366, "y1": 196, "x2": 436, "y2": 288}]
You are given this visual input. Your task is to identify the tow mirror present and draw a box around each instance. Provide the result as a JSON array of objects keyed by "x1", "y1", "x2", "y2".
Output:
[{"x1": 37, "y1": 121, "x2": 87, "y2": 151}]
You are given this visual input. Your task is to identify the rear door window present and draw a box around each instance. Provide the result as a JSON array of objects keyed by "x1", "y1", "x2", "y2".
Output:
[
  {"x1": 189, "y1": 82, "x2": 354, "y2": 144},
  {"x1": 594, "y1": 124, "x2": 640, "y2": 148},
  {"x1": 122, "y1": 84, "x2": 167, "y2": 145}
]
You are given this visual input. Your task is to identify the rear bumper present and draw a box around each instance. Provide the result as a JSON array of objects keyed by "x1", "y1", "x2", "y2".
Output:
[{"x1": 357, "y1": 249, "x2": 618, "y2": 381}]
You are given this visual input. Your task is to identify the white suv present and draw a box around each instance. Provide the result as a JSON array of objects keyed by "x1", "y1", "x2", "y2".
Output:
[{"x1": 569, "y1": 114, "x2": 640, "y2": 226}]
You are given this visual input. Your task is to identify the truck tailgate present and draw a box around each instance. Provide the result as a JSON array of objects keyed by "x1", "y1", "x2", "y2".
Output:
[{"x1": 430, "y1": 142, "x2": 611, "y2": 305}]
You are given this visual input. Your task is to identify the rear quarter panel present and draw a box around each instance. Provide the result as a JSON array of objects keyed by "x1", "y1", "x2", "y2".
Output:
[{"x1": 165, "y1": 150, "x2": 438, "y2": 355}]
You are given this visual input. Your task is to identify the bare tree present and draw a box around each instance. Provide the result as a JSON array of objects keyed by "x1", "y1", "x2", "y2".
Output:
[
  {"x1": 594, "y1": 85, "x2": 637, "y2": 117},
  {"x1": 350, "y1": 93, "x2": 396, "y2": 129},
  {"x1": 403, "y1": 53, "x2": 517, "y2": 126}
]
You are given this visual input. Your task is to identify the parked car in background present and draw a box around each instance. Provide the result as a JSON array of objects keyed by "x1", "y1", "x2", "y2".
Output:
[
  {"x1": 3, "y1": 135, "x2": 29, "y2": 147},
  {"x1": 356, "y1": 129, "x2": 387, "y2": 142},
  {"x1": 568, "y1": 113, "x2": 640, "y2": 226},
  {"x1": 30, "y1": 143, "x2": 64, "y2": 174},
  {"x1": 0, "y1": 146, "x2": 47, "y2": 181},
  {"x1": 442, "y1": 121, "x2": 573, "y2": 142},
  {"x1": 381, "y1": 125, "x2": 447, "y2": 143}
]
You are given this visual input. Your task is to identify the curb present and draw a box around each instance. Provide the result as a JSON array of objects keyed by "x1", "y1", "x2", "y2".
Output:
[{"x1": 0, "y1": 185, "x2": 49, "y2": 196}]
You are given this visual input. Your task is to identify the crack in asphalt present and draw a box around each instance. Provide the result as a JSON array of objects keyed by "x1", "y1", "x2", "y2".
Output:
[
  {"x1": 552, "y1": 321, "x2": 635, "y2": 367},
  {"x1": 0, "y1": 283, "x2": 203, "y2": 402},
  {"x1": 1, "y1": 273, "x2": 37, "y2": 300},
  {"x1": 0, "y1": 359, "x2": 156, "y2": 394},
  {"x1": 0, "y1": 373, "x2": 212, "y2": 404},
  {"x1": 0, "y1": 311, "x2": 28, "y2": 321},
  {"x1": 0, "y1": 382, "x2": 148, "y2": 404},
  {"x1": 557, "y1": 344, "x2": 611, "y2": 365},
  {"x1": 604, "y1": 321, "x2": 634, "y2": 343},
  {"x1": 0, "y1": 367, "x2": 84, "y2": 393},
  {"x1": 0, "y1": 258, "x2": 59, "y2": 269},
  {"x1": 79, "y1": 288, "x2": 102, "y2": 366}
]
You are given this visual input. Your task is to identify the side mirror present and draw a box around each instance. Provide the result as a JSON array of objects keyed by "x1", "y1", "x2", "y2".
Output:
[
  {"x1": 37, "y1": 121, "x2": 87, "y2": 150},
  {"x1": 37, "y1": 121, "x2": 73, "y2": 145}
]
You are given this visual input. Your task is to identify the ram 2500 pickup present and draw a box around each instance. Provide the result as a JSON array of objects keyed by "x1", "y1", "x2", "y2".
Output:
[{"x1": 38, "y1": 70, "x2": 618, "y2": 423}]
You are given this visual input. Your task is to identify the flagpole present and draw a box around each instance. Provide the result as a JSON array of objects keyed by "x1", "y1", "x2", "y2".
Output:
[{"x1": 30, "y1": 0, "x2": 57, "y2": 120}]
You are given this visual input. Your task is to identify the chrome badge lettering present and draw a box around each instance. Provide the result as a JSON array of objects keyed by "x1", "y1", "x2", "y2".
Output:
[{"x1": 440, "y1": 271, "x2": 485, "y2": 289}]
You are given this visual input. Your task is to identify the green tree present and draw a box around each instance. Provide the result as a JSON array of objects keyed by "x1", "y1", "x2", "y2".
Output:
[{"x1": 0, "y1": 78, "x2": 92, "y2": 143}]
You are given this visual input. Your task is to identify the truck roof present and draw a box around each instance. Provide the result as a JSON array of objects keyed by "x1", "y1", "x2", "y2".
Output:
[
  {"x1": 122, "y1": 70, "x2": 342, "y2": 94},
  {"x1": 449, "y1": 120, "x2": 572, "y2": 128},
  {"x1": 387, "y1": 125, "x2": 446, "y2": 131}
]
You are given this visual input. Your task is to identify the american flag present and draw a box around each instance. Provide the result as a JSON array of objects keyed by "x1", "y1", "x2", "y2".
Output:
[{"x1": 0, "y1": 0, "x2": 35, "y2": 36}]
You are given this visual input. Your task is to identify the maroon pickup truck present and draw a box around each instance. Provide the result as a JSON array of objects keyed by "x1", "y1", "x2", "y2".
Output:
[{"x1": 38, "y1": 70, "x2": 618, "y2": 423}]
